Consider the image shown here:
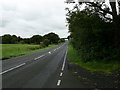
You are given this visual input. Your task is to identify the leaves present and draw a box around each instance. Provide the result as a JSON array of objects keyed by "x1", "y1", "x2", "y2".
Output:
[{"x1": 66, "y1": 6, "x2": 120, "y2": 62}]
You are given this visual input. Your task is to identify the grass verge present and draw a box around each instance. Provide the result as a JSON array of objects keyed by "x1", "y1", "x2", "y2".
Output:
[
  {"x1": 0, "y1": 44, "x2": 57, "y2": 60},
  {"x1": 67, "y1": 44, "x2": 120, "y2": 74}
]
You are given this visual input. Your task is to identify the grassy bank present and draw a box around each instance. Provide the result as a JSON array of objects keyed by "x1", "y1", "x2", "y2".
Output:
[
  {"x1": 67, "y1": 44, "x2": 120, "y2": 74},
  {"x1": 0, "y1": 44, "x2": 57, "y2": 60}
]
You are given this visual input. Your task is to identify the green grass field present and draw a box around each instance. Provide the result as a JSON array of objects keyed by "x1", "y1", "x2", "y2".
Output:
[
  {"x1": 68, "y1": 44, "x2": 120, "y2": 74},
  {"x1": 0, "y1": 44, "x2": 57, "y2": 60}
]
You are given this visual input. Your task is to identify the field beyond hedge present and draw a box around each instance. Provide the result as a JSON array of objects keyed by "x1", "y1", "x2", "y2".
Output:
[{"x1": 0, "y1": 44, "x2": 56, "y2": 60}]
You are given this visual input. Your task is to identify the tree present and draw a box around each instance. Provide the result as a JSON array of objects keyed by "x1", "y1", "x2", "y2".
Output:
[
  {"x1": 67, "y1": 35, "x2": 72, "y2": 40},
  {"x1": 2, "y1": 34, "x2": 12, "y2": 44},
  {"x1": 65, "y1": 0, "x2": 120, "y2": 62},
  {"x1": 65, "y1": 0, "x2": 120, "y2": 47},
  {"x1": 43, "y1": 32, "x2": 60, "y2": 44},
  {"x1": 18, "y1": 36, "x2": 23, "y2": 42},
  {"x1": 30, "y1": 35, "x2": 43, "y2": 44},
  {"x1": 2, "y1": 34, "x2": 20, "y2": 44},
  {"x1": 11, "y1": 35, "x2": 18, "y2": 44},
  {"x1": 109, "y1": 1, "x2": 120, "y2": 46}
]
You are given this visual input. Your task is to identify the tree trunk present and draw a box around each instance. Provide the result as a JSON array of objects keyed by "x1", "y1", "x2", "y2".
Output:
[
  {"x1": 110, "y1": 2, "x2": 120, "y2": 47},
  {"x1": 117, "y1": 0, "x2": 120, "y2": 14}
]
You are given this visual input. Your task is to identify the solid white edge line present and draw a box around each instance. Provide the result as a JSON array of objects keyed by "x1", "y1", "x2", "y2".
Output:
[
  {"x1": 57, "y1": 80, "x2": 61, "y2": 86},
  {"x1": 61, "y1": 48, "x2": 67, "y2": 71},
  {"x1": 0, "y1": 63, "x2": 26, "y2": 75}
]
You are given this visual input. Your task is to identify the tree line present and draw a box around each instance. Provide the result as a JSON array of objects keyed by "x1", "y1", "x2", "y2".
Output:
[
  {"x1": 1, "y1": 32, "x2": 65, "y2": 46},
  {"x1": 66, "y1": 0, "x2": 120, "y2": 62}
]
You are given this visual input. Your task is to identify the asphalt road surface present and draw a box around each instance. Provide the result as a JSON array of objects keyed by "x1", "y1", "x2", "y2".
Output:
[{"x1": 2, "y1": 42, "x2": 86, "y2": 88}]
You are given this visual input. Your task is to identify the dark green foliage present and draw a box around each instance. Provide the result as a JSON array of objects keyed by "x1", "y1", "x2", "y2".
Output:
[
  {"x1": 30, "y1": 35, "x2": 43, "y2": 44},
  {"x1": 67, "y1": 35, "x2": 72, "y2": 40},
  {"x1": 42, "y1": 39, "x2": 50, "y2": 47},
  {"x1": 1, "y1": 32, "x2": 61, "y2": 45},
  {"x1": 0, "y1": 36, "x2": 2, "y2": 44},
  {"x1": 43, "y1": 32, "x2": 60, "y2": 44},
  {"x1": 11, "y1": 35, "x2": 18, "y2": 44},
  {"x1": 58, "y1": 38, "x2": 65, "y2": 43},
  {"x1": 67, "y1": 9, "x2": 120, "y2": 62},
  {"x1": 18, "y1": 36, "x2": 23, "y2": 42},
  {"x1": 2, "y1": 34, "x2": 18, "y2": 44},
  {"x1": 23, "y1": 38, "x2": 31, "y2": 44}
]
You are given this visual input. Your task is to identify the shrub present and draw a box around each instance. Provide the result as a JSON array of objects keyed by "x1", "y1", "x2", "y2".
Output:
[{"x1": 42, "y1": 39, "x2": 50, "y2": 47}]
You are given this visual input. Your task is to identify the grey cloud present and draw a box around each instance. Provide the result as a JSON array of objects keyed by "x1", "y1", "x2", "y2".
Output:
[{"x1": 1, "y1": 0, "x2": 69, "y2": 38}]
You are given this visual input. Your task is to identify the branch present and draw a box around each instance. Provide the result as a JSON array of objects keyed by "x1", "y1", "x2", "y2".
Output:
[
  {"x1": 85, "y1": 2, "x2": 113, "y2": 15},
  {"x1": 77, "y1": 1, "x2": 113, "y2": 15}
]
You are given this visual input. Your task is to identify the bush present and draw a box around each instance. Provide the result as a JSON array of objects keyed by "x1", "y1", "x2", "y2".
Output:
[{"x1": 42, "y1": 39, "x2": 50, "y2": 47}]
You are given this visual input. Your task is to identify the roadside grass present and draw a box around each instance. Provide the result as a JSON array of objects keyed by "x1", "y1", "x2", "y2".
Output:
[
  {"x1": 0, "y1": 44, "x2": 57, "y2": 60},
  {"x1": 67, "y1": 44, "x2": 120, "y2": 74}
]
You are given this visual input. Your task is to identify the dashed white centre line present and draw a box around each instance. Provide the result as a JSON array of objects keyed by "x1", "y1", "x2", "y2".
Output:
[
  {"x1": 60, "y1": 72, "x2": 63, "y2": 77},
  {"x1": 57, "y1": 80, "x2": 61, "y2": 86},
  {"x1": 56, "y1": 46, "x2": 68, "y2": 87},
  {"x1": 34, "y1": 55, "x2": 45, "y2": 60},
  {"x1": 0, "y1": 63, "x2": 26, "y2": 75},
  {"x1": 48, "y1": 51, "x2": 51, "y2": 54}
]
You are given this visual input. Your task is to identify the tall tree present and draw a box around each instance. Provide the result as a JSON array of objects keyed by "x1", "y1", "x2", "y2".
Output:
[
  {"x1": 43, "y1": 32, "x2": 60, "y2": 44},
  {"x1": 65, "y1": 0, "x2": 120, "y2": 46},
  {"x1": 65, "y1": 0, "x2": 120, "y2": 62}
]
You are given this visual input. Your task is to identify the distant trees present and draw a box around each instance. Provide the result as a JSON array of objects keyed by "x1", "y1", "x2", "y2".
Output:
[
  {"x1": 22, "y1": 38, "x2": 31, "y2": 44},
  {"x1": 1, "y1": 32, "x2": 65, "y2": 45},
  {"x1": 58, "y1": 38, "x2": 66, "y2": 43},
  {"x1": 2, "y1": 34, "x2": 18, "y2": 44}
]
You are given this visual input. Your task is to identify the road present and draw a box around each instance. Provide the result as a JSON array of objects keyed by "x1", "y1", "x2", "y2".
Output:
[{"x1": 2, "y1": 42, "x2": 86, "y2": 88}]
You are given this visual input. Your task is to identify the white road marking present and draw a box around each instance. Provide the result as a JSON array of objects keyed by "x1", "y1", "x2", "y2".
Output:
[
  {"x1": 54, "y1": 49, "x2": 56, "y2": 51},
  {"x1": 60, "y1": 72, "x2": 63, "y2": 77},
  {"x1": 57, "y1": 80, "x2": 61, "y2": 86},
  {"x1": 48, "y1": 51, "x2": 51, "y2": 54},
  {"x1": 57, "y1": 47, "x2": 60, "y2": 50},
  {"x1": 61, "y1": 48, "x2": 68, "y2": 71},
  {"x1": 54, "y1": 46, "x2": 61, "y2": 51},
  {"x1": 34, "y1": 57, "x2": 39, "y2": 60},
  {"x1": 0, "y1": 63, "x2": 26, "y2": 75},
  {"x1": 34, "y1": 55, "x2": 45, "y2": 60}
]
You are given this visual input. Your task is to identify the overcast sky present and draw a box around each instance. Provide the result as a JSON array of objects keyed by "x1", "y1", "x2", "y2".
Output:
[{"x1": 0, "y1": 0, "x2": 69, "y2": 38}]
